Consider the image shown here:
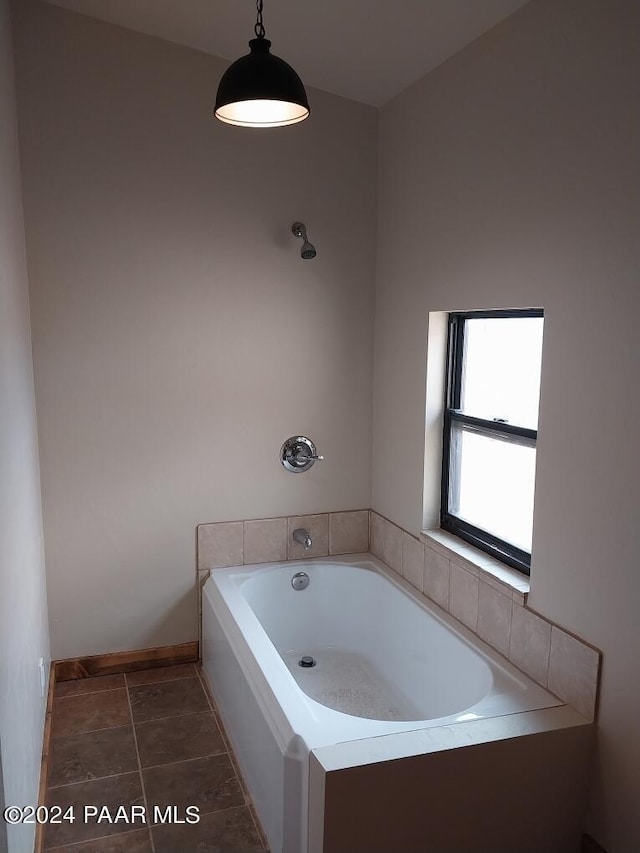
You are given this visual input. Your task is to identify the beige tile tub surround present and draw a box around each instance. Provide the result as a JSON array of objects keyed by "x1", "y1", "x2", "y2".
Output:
[
  {"x1": 449, "y1": 562, "x2": 479, "y2": 631},
  {"x1": 198, "y1": 521, "x2": 244, "y2": 570},
  {"x1": 509, "y1": 603, "x2": 552, "y2": 686},
  {"x1": 369, "y1": 511, "x2": 601, "y2": 722},
  {"x1": 198, "y1": 511, "x2": 369, "y2": 573},
  {"x1": 380, "y1": 515, "x2": 403, "y2": 574},
  {"x1": 401, "y1": 533, "x2": 424, "y2": 591},
  {"x1": 329, "y1": 510, "x2": 369, "y2": 555},
  {"x1": 196, "y1": 510, "x2": 601, "y2": 722},
  {"x1": 477, "y1": 582, "x2": 512, "y2": 658},
  {"x1": 423, "y1": 527, "x2": 530, "y2": 600},
  {"x1": 548, "y1": 626, "x2": 601, "y2": 722},
  {"x1": 244, "y1": 518, "x2": 288, "y2": 565},
  {"x1": 423, "y1": 545, "x2": 450, "y2": 610},
  {"x1": 370, "y1": 511, "x2": 384, "y2": 558}
]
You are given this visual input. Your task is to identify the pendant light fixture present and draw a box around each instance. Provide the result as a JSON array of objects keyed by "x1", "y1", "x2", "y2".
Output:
[{"x1": 215, "y1": 0, "x2": 310, "y2": 128}]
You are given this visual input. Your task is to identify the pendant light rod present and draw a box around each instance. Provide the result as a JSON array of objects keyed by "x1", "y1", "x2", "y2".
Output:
[
  {"x1": 214, "y1": 0, "x2": 310, "y2": 129},
  {"x1": 254, "y1": 0, "x2": 266, "y2": 39}
]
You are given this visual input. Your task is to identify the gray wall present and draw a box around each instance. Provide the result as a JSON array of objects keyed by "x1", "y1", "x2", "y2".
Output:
[
  {"x1": 373, "y1": 0, "x2": 640, "y2": 849},
  {"x1": 0, "y1": 1, "x2": 50, "y2": 851},
  {"x1": 0, "y1": 743, "x2": 7, "y2": 853},
  {"x1": 12, "y1": 0, "x2": 377, "y2": 659}
]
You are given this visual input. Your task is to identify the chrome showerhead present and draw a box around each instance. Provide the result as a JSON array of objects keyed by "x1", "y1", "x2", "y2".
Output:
[
  {"x1": 300, "y1": 240, "x2": 316, "y2": 260},
  {"x1": 292, "y1": 222, "x2": 317, "y2": 259}
]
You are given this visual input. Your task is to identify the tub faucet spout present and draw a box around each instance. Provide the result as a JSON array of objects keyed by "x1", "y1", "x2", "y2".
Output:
[{"x1": 293, "y1": 528, "x2": 313, "y2": 550}]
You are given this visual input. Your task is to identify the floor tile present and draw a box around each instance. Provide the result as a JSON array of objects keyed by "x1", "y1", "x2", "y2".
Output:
[
  {"x1": 126, "y1": 664, "x2": 197, "y2": 687},
  {"x1": 151, "y1": 805, "x2": 263, "y2": 853},
  {"x1": 55, "y1": 675, "x2": 125, "y2": 699},
  {"x1": 50, "y1": 726, "x2": 137, "y2": 787},
  {"x1": 45, "y1": 773, "x2": 144, "y2": 848},
  {"x1": 44, "y1": 827, "x2": 152, "y2": 852},
  {"x1": 135, "y1": 711, "x2": 225, "y2": 768},
  {"x1": 128, "y1": 678, "x2": 208, "y2": 722},
  {"x1": 53, "y1": 690, "x2": 130, "y2": 738},
  {"x1": 143, "y1": 754, "x2": 243, "y2": 818}
]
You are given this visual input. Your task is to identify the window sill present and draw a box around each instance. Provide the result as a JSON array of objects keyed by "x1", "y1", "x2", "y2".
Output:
[{"x1": 420, "y1": 528, "x2": 530, "y2": 602}]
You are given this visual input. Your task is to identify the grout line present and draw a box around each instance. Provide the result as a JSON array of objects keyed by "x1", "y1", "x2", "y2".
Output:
[
  {"x1": 195, "y1": 667, "x2": 230, "y2": 749},
  {"x1": 125, "y1": 670, "x2": 198, "y2": 689},
  {"x1": 44, "y1": 826, "x2": 153, "y2": 852},
  {"x1": 54, "y1": 687, "x2": 127, "y2": 705},
  {"x1": 248, "y1": 794, "x2": 270, "y2": 853},
  {"x1": 49, "y1": 767, "x2": 139, "y2": 790},
  {"x1": 124, "y1": 675, "x2": 156, "y2": 853},
  {"x1": 195, "y1": 666, "x2": 269, "y2": 851},
  {"x1": 50, "y1": 722, "x2": 132, "y2": 743},
  {"x1": 52, "y1": 704, "x2": 212, "y2": 739},
  {"x1": 52, "y1": 722, "x2": 132, "y2": 740},
  {"x1": 132, "y1": 708, "x2": 212, "y2": 725},
  {"x1": 54, "y1": 684, "x2": 125, "y2": 699},
  {"x1": 141, "y1": 751, "x2": 231, "y2": 774},
  {"x1": 195, "y1": 668, "x2": 243, "y2": 787},
  {"x1": 247, "y1": 805, "x2": 269, "y2": 853},
  {"x1": 48, "y1": 747, "x2": 230, "y2": 791}
]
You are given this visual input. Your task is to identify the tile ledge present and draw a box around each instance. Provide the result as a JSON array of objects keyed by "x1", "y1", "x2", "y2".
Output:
[{"x1": 421, "y1": 529, "x2": 530, "y2": 599}]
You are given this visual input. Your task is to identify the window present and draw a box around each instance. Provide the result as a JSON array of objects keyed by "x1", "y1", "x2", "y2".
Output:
[{"x1": 441, "y1": 309, "x2": 544, "y2": 575}]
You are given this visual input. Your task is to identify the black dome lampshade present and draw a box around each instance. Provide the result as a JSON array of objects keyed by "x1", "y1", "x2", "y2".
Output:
[{"x1": 214, "y1": 1, "x2": 310, "y2": 128}]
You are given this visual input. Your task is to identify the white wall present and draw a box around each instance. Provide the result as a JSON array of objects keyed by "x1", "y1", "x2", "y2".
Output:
[
  {"x1": 10, "y1": 0, "x2": 639, "y2": 847},
  {"x1": 0, "y1": 1, "x2": 50, "y2": 850},
  {"x1": 0, "y1": 748, "x2": 6, "y2": 853},
  {"x1": 11, "y1": 0, "x2": 377, "y2": 660},
  {"x1": 373, "y1": 0, "x2": 640, "y2": 849}
]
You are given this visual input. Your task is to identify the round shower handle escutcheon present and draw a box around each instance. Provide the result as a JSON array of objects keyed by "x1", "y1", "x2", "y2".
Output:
[{"x1": 280, "y1": 436, "x2": 324, "y2": 473}]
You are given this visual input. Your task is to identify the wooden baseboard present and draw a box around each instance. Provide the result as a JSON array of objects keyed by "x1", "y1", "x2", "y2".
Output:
[
  {"x1": 54, "y1": 641, "x2": 199, "y2": 681},
  {"x1": 35, "y1": 643, "x2": 197, "y2": 849},
  {"x1": 34, "y1": 662, "x2": 55, "y2": 853}
]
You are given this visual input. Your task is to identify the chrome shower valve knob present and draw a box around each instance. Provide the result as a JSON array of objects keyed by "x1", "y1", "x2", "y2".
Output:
[{"x1": 280, "y1": 436, "x2": 324, "y2": 473}]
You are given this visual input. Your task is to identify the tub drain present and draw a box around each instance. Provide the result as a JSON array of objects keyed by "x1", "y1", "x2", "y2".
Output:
[{"x1": 299, "y1": 655, "x2": 316, "y2": 668}]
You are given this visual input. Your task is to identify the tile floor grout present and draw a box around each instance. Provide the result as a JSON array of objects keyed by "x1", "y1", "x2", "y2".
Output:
[
  {"x1": 130, "y1": 708, "x2": 217, "y2": 726},
  {"x1": 195, "y1": 665, "x2": 269, "y2": 852},
  {"x1": 51, "y1": 722, "x2": 130, "y2": 740},
  {"x1": 49, "y1": 768, "x2": 138, "y2": 790},
  {"x1": 54, "y1": 687, "x2": 125, "y2": 698},
  {"x1": 55, "y1": 676, "x2": 198, "y2": 699},
  {"x1": 123, "y1": 672, "x2": 156, "y2": 853},
  {"x1": 50, "y1": 721, "x2": 132, "y2": 740},
  {"x1": 49, "y1": 747, "x2": 235, "y2": 790},
  {"x1": 136, "y1": 749, "x2": 230, "y2": 774},
  {"x1": 52, "y1": 706, "x2": 219, "y2": 739},
  {"x1": 53, "y1": 668, "x2": 199, "y2": 700},
  {"x1": 47, "y1": 664, "x2": 267, "y2": 852},
  {"x1": 44, "y1": 826, "x2": 154, "y2": 852},
  {"x1": 125, "y1": 672, "x2": 198, "y2": 686}
]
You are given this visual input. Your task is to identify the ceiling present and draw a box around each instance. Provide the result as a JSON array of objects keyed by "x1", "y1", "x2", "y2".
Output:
[{"x1": 43, "y1": 0, "x2": 530, "y2": 106}]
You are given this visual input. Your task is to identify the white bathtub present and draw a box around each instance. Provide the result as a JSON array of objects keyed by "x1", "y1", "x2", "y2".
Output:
[{"x1": 201, "y1": 554, "x2": 562, "y2": 853}]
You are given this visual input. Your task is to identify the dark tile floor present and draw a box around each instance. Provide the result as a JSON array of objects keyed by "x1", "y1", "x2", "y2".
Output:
[{"x1": 46, "y1": 664, "x2": 268, "y2": 852}]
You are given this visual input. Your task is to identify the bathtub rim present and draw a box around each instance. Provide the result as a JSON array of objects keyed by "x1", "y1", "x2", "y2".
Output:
[
  {"x1": 202, "y1": 553, "x2": 589, "y2": 853},
  {"x1": 203, "y1": 552, "x2": 564, "y2": 739}
]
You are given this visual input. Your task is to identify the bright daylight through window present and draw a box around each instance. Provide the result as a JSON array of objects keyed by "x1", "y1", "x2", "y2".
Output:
[{"x1": 441, "y1": 310, "x2": 544, "y2": 575}]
